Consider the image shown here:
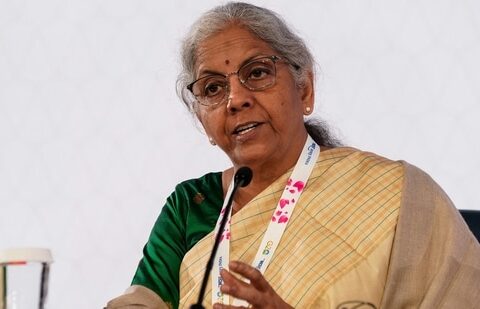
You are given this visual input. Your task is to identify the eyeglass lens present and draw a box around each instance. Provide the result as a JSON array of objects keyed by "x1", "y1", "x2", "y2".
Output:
[{"x1": 191, "y1": 57, "x2": 277, "y2": 106}]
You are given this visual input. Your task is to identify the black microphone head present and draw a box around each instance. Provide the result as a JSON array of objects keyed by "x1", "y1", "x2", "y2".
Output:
[{"x1": 234, "y1": 166, "x2": 253, "y2": 188}]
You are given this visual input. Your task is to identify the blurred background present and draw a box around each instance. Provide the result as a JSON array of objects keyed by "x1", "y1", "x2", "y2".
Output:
[{"x1": 0, "y1": 0, "x2": 479, "y2": 307}]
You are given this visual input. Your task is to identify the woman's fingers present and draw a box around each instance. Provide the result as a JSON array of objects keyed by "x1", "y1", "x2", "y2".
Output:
[
  {"x1": 214, "y1": 268, "x2": 252, "y2": 309},
  {"x1": 212, "y1": 303, "x2": 249, "y2": 309},
  {"x1": 220, "y1": 266, "x2": 249, "y2": 294},
  {"x1": 228, "y1": 261, "x2": 270, "y2": 291},
  {"x1": 220, "y1": 267, "x2": 263, "y2": 306},
  {"x1": 215, "y1": 260, "x2": 293, "y2": 309}
]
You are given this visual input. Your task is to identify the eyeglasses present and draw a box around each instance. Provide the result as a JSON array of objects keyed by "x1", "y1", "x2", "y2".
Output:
[{"x1": 187, "y1": 55, "x2": 288, "y2": 107}]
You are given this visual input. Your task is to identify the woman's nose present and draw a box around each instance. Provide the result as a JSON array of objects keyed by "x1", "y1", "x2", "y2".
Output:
[{"x1": 226, "y1": 75, "x2": 253, "y2": 113}]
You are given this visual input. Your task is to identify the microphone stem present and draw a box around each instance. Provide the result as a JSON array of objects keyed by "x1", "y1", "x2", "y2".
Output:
[{"x1": 193, "y1": 182, "x2": 240, "y2": 308}]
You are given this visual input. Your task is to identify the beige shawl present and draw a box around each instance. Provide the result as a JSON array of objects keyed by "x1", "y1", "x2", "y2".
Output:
[{"x1": 105, "y1": 149, "x2": 480, "y2": 308}]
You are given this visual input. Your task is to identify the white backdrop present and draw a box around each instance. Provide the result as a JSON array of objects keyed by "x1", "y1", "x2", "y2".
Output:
[{"x1": 0, "y1": 0, "x2": 479, "y2": 308}]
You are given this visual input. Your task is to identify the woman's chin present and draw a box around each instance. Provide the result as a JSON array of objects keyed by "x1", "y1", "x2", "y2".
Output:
[{"x1": 229, "y1": 146, "x2": 274, "y2": 168}]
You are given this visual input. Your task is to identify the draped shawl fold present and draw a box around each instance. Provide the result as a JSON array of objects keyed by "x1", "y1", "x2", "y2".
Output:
[
  {"x1": 179, "y1": 148, "x2": 403, "y2": 308},
  {"x1": 106, "y1": 148, "x2": 480, "y2": 309}
]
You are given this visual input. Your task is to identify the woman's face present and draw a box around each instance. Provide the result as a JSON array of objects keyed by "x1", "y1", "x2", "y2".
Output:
[{"x1": 194, "y1": 26, "x2": 314, "y2": 172}]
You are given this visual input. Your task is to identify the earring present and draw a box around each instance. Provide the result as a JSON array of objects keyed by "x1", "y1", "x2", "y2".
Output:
[
  {"x1": 304, "y1": 106, "x2": 312, "y2": 115},
  {"x1": 209, "y1": 136, "x2": 216, "y2": 146}
]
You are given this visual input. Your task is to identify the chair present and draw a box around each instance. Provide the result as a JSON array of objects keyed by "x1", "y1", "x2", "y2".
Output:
[{"x1": 459, "y1": 209, "x2": 480, "y2": 242}]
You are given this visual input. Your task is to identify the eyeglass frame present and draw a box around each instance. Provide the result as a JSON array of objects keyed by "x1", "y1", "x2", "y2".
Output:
[{"x1": 186, "y1": 55, "x2": 298, "y2": 107}]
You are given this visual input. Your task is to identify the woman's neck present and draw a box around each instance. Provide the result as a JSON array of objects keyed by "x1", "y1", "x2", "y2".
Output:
[{"x1": 222, "y1": 140, "x2": 308, "y2": 213}]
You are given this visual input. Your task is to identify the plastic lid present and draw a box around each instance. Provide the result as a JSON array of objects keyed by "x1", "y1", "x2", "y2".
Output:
[{"x1": 0, "y1": 248, "x2": 53, "y2": 264}]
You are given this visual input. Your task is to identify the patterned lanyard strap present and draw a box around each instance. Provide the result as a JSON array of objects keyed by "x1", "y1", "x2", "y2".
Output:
[{"x1": 212, "y1": 135, "x2": 320, "y2": 306}]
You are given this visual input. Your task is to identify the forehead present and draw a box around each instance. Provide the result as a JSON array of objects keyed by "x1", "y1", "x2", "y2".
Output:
[{"x1": 195, "y1": 26, "x2": 277, "y2": 75}]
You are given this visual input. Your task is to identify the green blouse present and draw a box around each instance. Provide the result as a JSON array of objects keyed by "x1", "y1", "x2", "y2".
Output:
[{"x1": 132, "y1": 172, "x2": 223, "y2": 308}]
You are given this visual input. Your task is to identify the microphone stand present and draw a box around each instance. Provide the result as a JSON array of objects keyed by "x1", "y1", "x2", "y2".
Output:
[{"x1": 190, "y1": 167, "x2": 252, "y2": 309}]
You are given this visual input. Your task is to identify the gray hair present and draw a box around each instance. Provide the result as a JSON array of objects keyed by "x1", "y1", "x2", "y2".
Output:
[
  {"x1": 176, "y1": 2, "x2": 342, "y2": 147},
  {"x1": 177, "y1": 1, "x2": 315, "y2": 113}
]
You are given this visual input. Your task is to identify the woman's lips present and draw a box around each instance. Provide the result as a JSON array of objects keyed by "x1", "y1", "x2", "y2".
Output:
[
  {"x1": 232, "y1": 122, "x2": 261, "y2": 135},
  {"x1": 232, "y1": 122, "x2": 263, "y2": 142}
]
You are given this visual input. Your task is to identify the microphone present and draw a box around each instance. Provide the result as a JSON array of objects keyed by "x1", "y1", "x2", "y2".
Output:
[
  {"x1": 191, "y1": 166, "x2": 253, "y2": 309},
  {"x1": 234, "y1": 166, "x2": 253, "y2": 188}
]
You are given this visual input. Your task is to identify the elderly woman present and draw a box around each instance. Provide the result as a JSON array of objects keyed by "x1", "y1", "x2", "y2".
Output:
[{"x1": 107, "y1": 2, "x2": 480, "y2": 309}]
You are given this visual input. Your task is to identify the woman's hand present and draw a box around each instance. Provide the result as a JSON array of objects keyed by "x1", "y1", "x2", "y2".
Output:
[{"x1": 213, "y1": 261, "x2": 294, "y2": 309}]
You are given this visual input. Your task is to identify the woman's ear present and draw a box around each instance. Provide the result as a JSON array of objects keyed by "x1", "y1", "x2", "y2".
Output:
[
  {"x1": 194, "y1": 106, "x2": 206, "y2": 127},
  {"x1": 301, "y1": 70, "x2": 315, "y2": 113},
  {"x1": 192, "y1": 105, "x2": 208, "y2": 133}
]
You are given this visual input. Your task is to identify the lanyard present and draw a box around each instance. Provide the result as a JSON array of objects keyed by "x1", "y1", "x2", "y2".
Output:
[{"x1": 212, "y1": 135, "x2": 320, "y2": 306}]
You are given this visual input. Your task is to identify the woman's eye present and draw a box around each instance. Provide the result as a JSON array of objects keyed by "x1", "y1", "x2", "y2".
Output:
[
  {"x1": 204, "y1": 82, "x2": 224, "y2": 97},
  {"x1": 248, "y1": 67, "x2": 271, "y2": 80}
]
